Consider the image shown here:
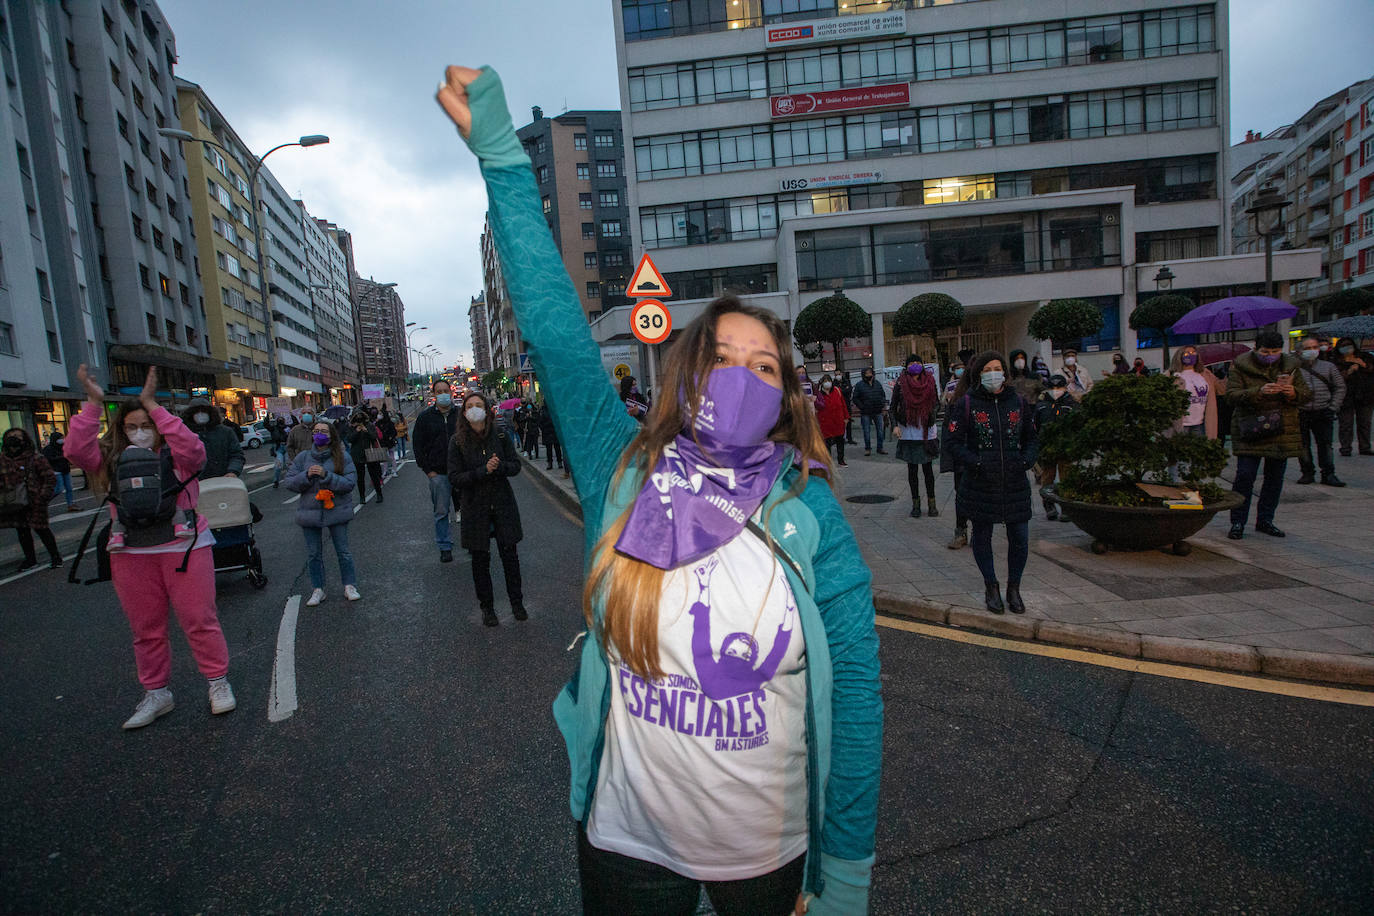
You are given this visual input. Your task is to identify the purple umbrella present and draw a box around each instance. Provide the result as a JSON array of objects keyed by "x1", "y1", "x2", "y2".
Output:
[{"x1": 1170, "y1": 296, "x2": 1298, "y2": 335}]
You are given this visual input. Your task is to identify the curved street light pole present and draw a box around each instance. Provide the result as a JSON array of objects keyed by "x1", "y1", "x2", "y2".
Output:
[{"x1": 159, "y1": 128, "x2": 328, "y2": 396}]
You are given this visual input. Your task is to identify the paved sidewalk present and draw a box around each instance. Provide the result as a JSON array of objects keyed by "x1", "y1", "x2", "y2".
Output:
[{"x1": 518, "y1": 435, "x2": 1374, "y2": 687}]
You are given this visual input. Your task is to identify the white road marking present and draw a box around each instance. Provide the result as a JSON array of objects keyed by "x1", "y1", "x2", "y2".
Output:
[
  {"x1": 268, "y1": 595, "x2": 301, "y2": 722},
  {"x1": 283, "y1": 494, "x2": 301, "y2": 504},
  {"x1": 0, "y1": 552, "x2": 79, "y2": 587}
]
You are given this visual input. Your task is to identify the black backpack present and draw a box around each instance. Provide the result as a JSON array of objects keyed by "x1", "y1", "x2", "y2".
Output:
[{"x1": 69, "y1": 446, "x2": 197, "y2": 585}]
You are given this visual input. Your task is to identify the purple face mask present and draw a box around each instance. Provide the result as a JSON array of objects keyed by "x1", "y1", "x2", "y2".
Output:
[
  {"x1": 1181, "y1": 353, "x2": 1198, "y2": 366},
  {"x1": 616, "y1": 366, "x2": 788, "y2": 570},
  {"x1": 312, "y1": 433, "x2": 331, "y2": 447},
  {"x1": 907, "y1": 363, "x2": 923, "y2": 375},
  {"x1": 688, "y1": 365, "x2": 783, "y2": 448},
  {"x1": 1255, "y1": 352, "x2": 1282, "y2": 365}
]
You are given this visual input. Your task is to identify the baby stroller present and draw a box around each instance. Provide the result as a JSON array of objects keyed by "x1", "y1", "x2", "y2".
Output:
[{"x1": 197, "y1": 476, "x2": 267, "y2": 589}]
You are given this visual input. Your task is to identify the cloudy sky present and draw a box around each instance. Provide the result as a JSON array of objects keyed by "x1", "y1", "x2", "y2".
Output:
[{"x1": 162, "y1": 0, "x2": 1374, "y2": 368}]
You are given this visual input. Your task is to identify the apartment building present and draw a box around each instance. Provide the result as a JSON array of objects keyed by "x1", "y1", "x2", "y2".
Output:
[
  {"x1": 298, "y1": 202, "x2": 357, "y2": 405},
  {"x1": 519, "y1": 108, "x2": 633, "y2": 320},
  {"x1": 479, "y1": 216, "x2": 518, "y2": 379},
  {"x1": 1, "y1": 0, "x2": 215, "y2": 440},
  {"x1": 320, "y1": 220, "x2": 363, "y2": 405},
  {"x1": 354, "y1": 277, "x2": 407, "y2": 395},
  {"x1": 606, "y1": 0, "x2": 1318, "y2": 375},
  {"x1": 174, "y1": 78, "x2": 272, "y2": 422},
  {"x1": 469, "y1": 291, "x2": 492, "y2": 375},
  {"x1": 1231, "y1": 77, "x2": 1374, "y2": 322},
  {"x1": 257, "y1": 165, "x2": 323, "y2": 407}
]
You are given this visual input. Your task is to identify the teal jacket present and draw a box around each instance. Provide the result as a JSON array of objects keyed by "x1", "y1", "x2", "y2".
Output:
[{"x1": 463, "y1": 68, "x2": 883, "y2": 912}]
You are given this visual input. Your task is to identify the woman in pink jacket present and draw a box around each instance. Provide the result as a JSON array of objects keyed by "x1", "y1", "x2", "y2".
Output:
[{"x1": 65, "y1": 365, "x2": 235, "y2": 730}]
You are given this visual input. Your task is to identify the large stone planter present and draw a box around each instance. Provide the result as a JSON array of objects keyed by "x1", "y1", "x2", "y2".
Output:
[{"x1": 1041, "y1": 487, "x2": 1245, "y2": 556}]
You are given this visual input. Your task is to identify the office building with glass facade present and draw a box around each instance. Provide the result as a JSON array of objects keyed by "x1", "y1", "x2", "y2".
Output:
[{"x1": 603, "y1": 0, "x2": 1319, "y2": 374}]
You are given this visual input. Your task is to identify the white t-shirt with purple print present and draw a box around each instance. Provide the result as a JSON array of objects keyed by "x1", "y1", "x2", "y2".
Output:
[{"x1": 587, "y1": 527, "x2": 809, "y2": 881}]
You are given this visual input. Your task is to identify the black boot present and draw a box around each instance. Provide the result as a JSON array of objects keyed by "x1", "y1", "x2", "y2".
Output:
[
  {"x1": 910, "y1": 498, "x2": 921, "y2": 519},
  {"x1": 984, "y1": 581, "x2": 1005, "y2": 614},
  {"x1": 512, "y1": 602, "x2": 528, "y2": 621},
  {"x1": 1006, "y1": 582, "x2": 1025, "y2": 614},
  {"x1": 482, "y1": 607, "x2": 500, "y2": 627},
  {"x1": 1045, "y1": 503, "x2": 1059, "y2": 520}
]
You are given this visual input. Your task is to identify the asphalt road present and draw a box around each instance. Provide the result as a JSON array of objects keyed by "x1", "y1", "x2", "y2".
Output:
[{"x1": 1, "y1": 460, "x2": 1370, "y2": 914}]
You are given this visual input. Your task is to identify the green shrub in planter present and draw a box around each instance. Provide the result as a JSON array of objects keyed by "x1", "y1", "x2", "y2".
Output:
[{"x1": 1039, "y1": 374, "x2": 1228, "y2": 507}]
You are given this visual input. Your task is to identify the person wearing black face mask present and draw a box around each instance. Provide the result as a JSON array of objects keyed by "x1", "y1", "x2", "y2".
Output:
[
  {"x1": 1333, "y1": 337, "x2": 1374, "y2": 456},
  {"x1": 852, "y1": 367, "x2": 888, "y2": 456},
  {"x1": 1, "y1": 429, "x2": 62, "y2": 571},
  {"x1": 183, "y1": 398, "x2": 244, "y2": 481},
  {"x1": 414, "y1": 379, "x2": 461, "y2": 562},
  {"x1": 42, "y1": 430, "x2": 78, "y2": 511}
]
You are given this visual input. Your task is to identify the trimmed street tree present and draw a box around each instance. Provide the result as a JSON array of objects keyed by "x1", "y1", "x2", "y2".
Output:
[
  {"x1": 893, "y1": 292, "x2": 964, "y2": 370},
  {"x1": 1027, "y1": 298, "x2": 1105, "y2": 351},
  {"x1": 793, "y1": 290, "x2": 871, "y2": 374},
  {"x1": 1318, "y1": 286, "x2": 1374, "y2": 320},
  {"x1": 1130, "y1": 294, "x2": 1195, "y2": 369}
]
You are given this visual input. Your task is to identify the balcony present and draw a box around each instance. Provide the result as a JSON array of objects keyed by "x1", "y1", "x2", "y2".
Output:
[
  {"x1": 1307, "y1": 146, "x2": 1331, "y2": 174},
  {"x1": 1308, "y1": 210, "x2": 1331, "y2": 235}
]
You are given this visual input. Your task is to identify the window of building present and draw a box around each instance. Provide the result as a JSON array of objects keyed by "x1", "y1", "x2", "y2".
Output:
[
  {"x1": 594, "y1": 132, "x2": 616, "y2": 148},
  {"x1": 602, "y1": 251, "x2": 626, "y2": 269},
  {"x1": 586, "y1": 281, "x2": 601, "y2": 298},
  {"x1": 923, "y1": 175, "x2": 995, "y2": 205},
  {"x1": 577, "y1": 163, "x2": 590, "y2": 180},
  {"x1": 0, "y1": 322, "x2": 15, "y2": 355},
  {"x1": 574, "y1": 133, "x2": 587, "y2": 150},
  {"x1": 152, "y1": 227, "x2": 164, "y2": 251},
  {"x1": 1135, "y1": 227, "x2": 1218, "y2": 262},
  {"x1": 541, "y1": 195, "x2": 552, "y2": 214},
  {"x1": 597, "y1": 162, "x2": 618, "y2": 179},
  {"x1": 584, "y1": 252, "x2": 598, "y2": 269},
  {"x1": 579, "y1": 193, "x2": 593, "y2": 209},
  {"x1": 179, "y1": 282, "x2": 190, "y2": 305},
  {"x1": 125, "y1": 163, "x2": 138, "y2": 191},
  {"x1": 159, "y1": 273, "x2": 171, "y2": 296},
  {"x1": 599, "y1": 190, "x2": 621, "y2": 208},
  {"x1": 605, "y1": 280, "x2": 626, "y2": 298},
  {"x1": 131, "y1": 213, "x2": 144, "y2": 239},
  {"x1": 146, "y1": 312, "x2": 159, "y2": 337},
  {"x1": 601, "y1": 219, "x2": 623, "y2": 238},
  {"x1": 537, "y1": 165, "x2": 549, "y2": 183},
  {"x1": 132, "y1": 85, "x2": 144, "y2": 112},
  {"x1": 109, "y1": 60, "x2": 121, "y2": 90},
  {"x1": 117, "y1": 112, "x2": 129, "y2": 139},
  {"x1": 173, "y1": 238, "x2": 184, "y2": 262},
  {"x1": 163, "y1": 318, "x2": 177, "y2": 343},
  {"x1": 582, "y1": 222, "x2": 595, "y2": 239},
  {"x1": 145, "y1": 179, "x2": 158, "y2": 204}
]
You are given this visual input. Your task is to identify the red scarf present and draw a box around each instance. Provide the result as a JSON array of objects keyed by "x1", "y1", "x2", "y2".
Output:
[{"x1": 898, "y1": 368, "x2": 936, "y2": 431}]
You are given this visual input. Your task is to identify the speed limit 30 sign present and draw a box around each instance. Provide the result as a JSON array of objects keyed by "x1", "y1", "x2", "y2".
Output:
[{"x1": 630, "y1": 299, "x2": 672, "y2": 345}]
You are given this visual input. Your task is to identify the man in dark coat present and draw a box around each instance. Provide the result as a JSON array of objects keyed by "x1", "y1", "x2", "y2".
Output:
[
  {"x1": 537, "y1": 400, "x2": 565, "y2": 475},
  {"x1": 412, "y1": 379, "x2": 460, "y2": 562},
  {"x1": 1226, "y1": 330, "x2": 1311, "y2": 540},
  {"x1": 184, "y1": 399, "x2": 244, "y2": 480},
  {"x1": 851, "y1": 367, "x2": 888, "y2": 456}
]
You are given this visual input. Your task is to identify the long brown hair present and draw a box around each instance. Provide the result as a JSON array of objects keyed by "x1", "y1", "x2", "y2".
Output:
[
  {"x1": 454, "y1": 391, "x2": 498, "y2": 452},
  {"x1": 583, "y1": 296, "x2": 832, "y2": 679},
  {"x1": 91, "y1": 399, "x2": 158, "y2": 495}
]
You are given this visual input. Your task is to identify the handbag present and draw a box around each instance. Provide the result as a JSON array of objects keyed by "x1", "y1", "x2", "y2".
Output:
[
  {"x1": 364, "y1": 447, "x2": 389, "y2": 463},
  {"x1": 923, "y1": 437, "x2": 941, "y2": 458},
  {"x1": 1237, "y1": 409, "x2": 1283, "y2": 442}
]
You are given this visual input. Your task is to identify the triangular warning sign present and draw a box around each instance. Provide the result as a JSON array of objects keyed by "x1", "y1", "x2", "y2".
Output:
[{"x1": 626, "y1": 253, "x2": 671, "y2": 299}]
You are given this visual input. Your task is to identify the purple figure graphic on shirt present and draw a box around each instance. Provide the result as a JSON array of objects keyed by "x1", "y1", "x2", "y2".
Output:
[{"x1": 689, "y1": 556, "x2": 796, "y2": 701}]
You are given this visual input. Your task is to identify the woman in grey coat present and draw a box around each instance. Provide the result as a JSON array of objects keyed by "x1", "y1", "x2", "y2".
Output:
[{"x1": 285, "y1": 419, "x2": 360, "y2": 606}]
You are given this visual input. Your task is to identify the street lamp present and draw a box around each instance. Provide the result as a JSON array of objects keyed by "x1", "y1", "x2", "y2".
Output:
[
  {"x1": 1245, "y1": 183, "x2": 1291, "y2": 299},
  {"x1": 160, "y1": 128, "x2": 328, "y2": 395},
  {"x1": 1153, "y1": 265, "x2": 1175, "y2": 292}
]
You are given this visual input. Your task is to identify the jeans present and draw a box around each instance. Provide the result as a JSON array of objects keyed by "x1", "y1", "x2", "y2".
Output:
[
  {"x1": 427, "y1": 473, "x2": 453, "y2": 550},
  {"x1": 952, "y1": 470, "x2": 968, "y2": 529},
  {"x1": 1230, "y1": 455, "x2": 1287, "y2": 527},
  {"x1": 1298, "y1": 410, "x2": 1336, "y2": 476},
  {"x1": 1338, "y1": 402, "x2": 1372, "y2": 453},
  {"x1": 396, "y1": 435, "x2": 408, "y2": 459},
  {"x1": 471, "y1": 542, "x2": 523, "y2": 610},
  {"x1": 272, "y1": 444, "x2": 287, "y2": 485},
  {"x1": 577, "y1": 824, "x2": 804, "y2": 916},
  {"x1": 54, "y1": 471, "x2": 75, "y2": 506},
  {"x1": 860, "y1": 413, "x2": 885, "y2": 451},
  {"x1": 971, "y1": 520, "x2": 1029, "y2": 586},
  {"x1": 302, "y1": 523, "x2": 356, "y2": 589}
]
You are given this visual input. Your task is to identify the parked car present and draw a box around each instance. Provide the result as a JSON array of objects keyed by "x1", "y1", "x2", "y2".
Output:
[{"x1": 238, "y1": 421, "x2": 268, "y2": 449}]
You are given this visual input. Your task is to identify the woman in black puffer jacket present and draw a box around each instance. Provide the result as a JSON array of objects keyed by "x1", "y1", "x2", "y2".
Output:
[{"x1": 943, "y1": 351, "x2": 1039, "y2": 615}]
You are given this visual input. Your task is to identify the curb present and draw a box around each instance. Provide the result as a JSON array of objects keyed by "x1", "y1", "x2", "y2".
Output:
[
  {"x1": 872, "y1": 589, "x2": 1374, "y2": 690},
  {"x1": 517, "y1": 462, "x2": 1374, "y2": 691}
]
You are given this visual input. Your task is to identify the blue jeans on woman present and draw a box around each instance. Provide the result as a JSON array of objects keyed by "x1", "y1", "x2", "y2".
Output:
[
  {"x1": 1230, "y1": 455, "x2": 1287, "y2": 528},
  {"x1": 303, "y1": 523, "x2": 356, "y2": 589},
  {"x1": 54, "y1": 471, "x2": 75, "y2": 507}
]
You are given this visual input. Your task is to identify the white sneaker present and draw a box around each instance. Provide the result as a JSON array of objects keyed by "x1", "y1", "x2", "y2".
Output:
[
  {"x1": 344, "y1": 584, "x2": 361, "y2": 601},
  {"x1": 122, "y1": 688, "x2": 174, "y2": 730},
  {"x1": 208, "y1": 678, "x2": 236, "y2": 715},
  {"x1": 306, "y1": 588, "x2": 325, "y2": 607}
]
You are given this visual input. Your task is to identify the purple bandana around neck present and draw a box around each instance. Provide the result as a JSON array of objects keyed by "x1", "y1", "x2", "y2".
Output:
[{"x1": 616, "y1": 367, "x2": 786, "y2": 569}]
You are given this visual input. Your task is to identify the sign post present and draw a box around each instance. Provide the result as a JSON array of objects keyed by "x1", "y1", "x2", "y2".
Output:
[{"x1": 627, "y1": 253, "x2": 673, "y2": 391}]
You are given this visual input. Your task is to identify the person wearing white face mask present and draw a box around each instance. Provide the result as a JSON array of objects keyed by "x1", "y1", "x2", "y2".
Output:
[
  {"x1": 1059, "y1": 348, "x2": 1093, "y2": 395},
  {"x1": 414, "y1": 379, "x2": 462, "y2": 562},
  {"x1": 447, "y1": 391, "x2": 525, "y2": 626},
  {"x1": 1294, "y1": 335, "x2": 1346, "y2": 486},
  {"x1": 1033, "y1": 375, "x2": 1078, "y2": 522},
  {"x1": 944, "y1": 351, "x2": 1039, "y2": 615}
]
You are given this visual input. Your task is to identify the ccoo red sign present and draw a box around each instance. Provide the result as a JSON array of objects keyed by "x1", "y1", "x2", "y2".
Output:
[{"x1": 769, "y1": 83, "x2": 911, "y2": 119}]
